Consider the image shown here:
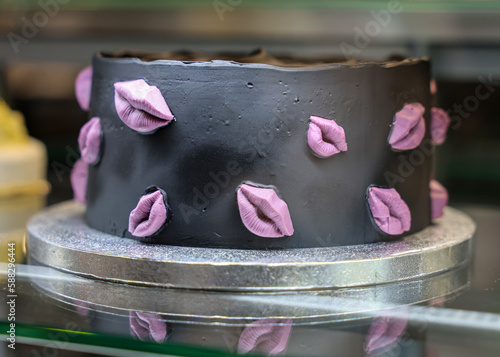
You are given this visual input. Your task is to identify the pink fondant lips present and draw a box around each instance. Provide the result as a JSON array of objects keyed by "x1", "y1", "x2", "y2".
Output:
[
  {"x1": 365, "y1": 307, "x2": 408, "y2": 356},
  {"x1": 430, "y1": 79, "x2": 437, "y2": 96},
  {"x1": 75, "y1": 66, "x2": 92, "y2": 111},
  {"x1": 430, "y1": 107, "x2": 450, "y2": 145},
  {"x1": 430, "y1": 179, "x2": 448, "y2": 219},
  {"x1": 70, "y1": 159, "x2": 88, "y2": 204},
  {"x1": 74, "y1": 301, "x2": 90, "y2": 318},
  {"x1": 307, "y1": 116, "x2": 347, "y2": 158},
  {"x1": 388, "y1": 103, "x2": 426, "y2": 150},
  {"x1": 78, "y1": 117, "x2": 102, "y2": 165},
  {"x1": 238, "y1": 319, "x2": 292, "y2": 356},
  {"x1": 237, "y1": 183, "x2": 294, "y2": 238},
  {"x1": 367, "y1": 186, "x2": 411, "y2": 235},
  {"x1": 129, "y1": 311, "x2": 168, "y2": 343},
  {"x1": 128, "y1": 188, "x2": 171, "y2": 237},
  {"x1": 114, "y1": 79, "x2": 174, "y2": 134}
]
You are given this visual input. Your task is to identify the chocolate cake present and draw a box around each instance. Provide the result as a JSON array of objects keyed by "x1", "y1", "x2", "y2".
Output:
[{"x1": 72, "y1": 49, "x2": 450, "y2": 249}]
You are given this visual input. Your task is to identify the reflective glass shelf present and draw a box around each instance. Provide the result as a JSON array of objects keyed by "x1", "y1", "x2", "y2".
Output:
[{"x1": 0, "y1": 205, "x2": 499, "y2": 356}]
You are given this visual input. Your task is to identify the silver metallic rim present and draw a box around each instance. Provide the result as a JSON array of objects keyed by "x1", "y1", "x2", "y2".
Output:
[
  {"x1": 27, "y1": 201, "x2": 475, "y2": 291},
  {"x1": 28, "y1": 261, "x2": 471, "y2": 325}
]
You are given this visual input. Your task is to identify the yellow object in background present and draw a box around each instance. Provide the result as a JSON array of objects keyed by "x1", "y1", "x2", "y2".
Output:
[
  {"x1": 0, "y1": 98, "x2": 48, "y2": 263},
  {"x1": 0, "y1": 230, "x2": 26, "y2": 263},
  {"x1": 0, "y1": 99, "x2": 29, "y2": 145}
]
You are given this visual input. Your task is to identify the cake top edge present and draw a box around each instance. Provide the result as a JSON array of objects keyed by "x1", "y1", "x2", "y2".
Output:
[{"x1": 96, "y1": 49, "x2": 428, "y2": 70}]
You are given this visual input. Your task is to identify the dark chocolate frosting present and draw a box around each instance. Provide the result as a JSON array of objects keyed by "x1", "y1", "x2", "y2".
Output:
[{"x1": 85, "y1": 49, "x2": 432, "y2": 249}]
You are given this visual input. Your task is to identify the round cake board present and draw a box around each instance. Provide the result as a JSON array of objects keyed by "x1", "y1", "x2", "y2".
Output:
[
  {"x1": 28, "y1": 261, "x2": 470, "y2": 325},
  {"x1": 27, "y1": 201, "x2": 475, "y2": 292}
]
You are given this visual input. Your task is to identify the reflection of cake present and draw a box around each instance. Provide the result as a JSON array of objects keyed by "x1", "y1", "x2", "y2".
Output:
[
  {"x1": 72, "y1": 50, "x2": 450, "y2": 249},
  {"x1": 0, "y1": 100, "x2": 48, "y2": 261}
]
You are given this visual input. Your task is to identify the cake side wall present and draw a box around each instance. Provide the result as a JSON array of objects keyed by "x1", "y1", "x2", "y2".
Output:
[{"x1": 85, "y1": 57, "x2": 431, "y2": 249}]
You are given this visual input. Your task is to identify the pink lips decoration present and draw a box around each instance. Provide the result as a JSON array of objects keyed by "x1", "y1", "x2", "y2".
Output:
[
  {"x1": 70, "y1": 159, "x2": 88, "y2": 204},
  {"x1": 307, "y1": 115, "x2": 347, "y2": 158},
  {"x1": 430, "y1": 180, "x2": 448, "y2": 219},
  {"x1": 74, "y1": 301, "x2": 90, "y2": 318},
  {"x1": 237, "y1": 183, "x2": 294, "y2": 238},
  {"x1": 129, "y1": 187, "x2": 171, "y2": 237},
  {"x1": 430, "y1": 79, "x2": 437, "y2": 96},
  {"x1": 388, "y1": 103, "x2": 426, "y2": 151},
  {"x1": 367, "y1": 186, "x2": 411, "y2": 235},
  {"x1": 430, "y1": 107, "x2": 450, "y2": 145},
  {"x1": 114, "y1": 79, "x2": 174, "y2": 134},
  {"x1": 365, "y1": 307, "x2": 408, "y2": 356},
  {"x1": 75, "y1": 66, "x2": 92, "y2": 111},
  {"x1": 78, "y1": 117, "x2": 102, "y2": 165},
  {"x1": 238, "y1": 319, "x2": 292, "y2": 356},
  {"x1": 428, "y1": 296, "x2": 446, "y2": 308},
  {"x1": 129, "y1": 311, "x2": 168, "y2": 343}
]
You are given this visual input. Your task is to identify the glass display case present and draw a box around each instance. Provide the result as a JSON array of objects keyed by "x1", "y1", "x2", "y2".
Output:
[
  {"x1": 0, "y1": 205, "x2": 498, "y2": 356},
  {"x1": 0, "y1": 1, "x2": 499, "y2": 356}
]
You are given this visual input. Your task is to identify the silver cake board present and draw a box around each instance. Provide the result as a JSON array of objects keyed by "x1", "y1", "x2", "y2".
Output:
[
  {"x1": 27, "y1": 201, "x2": 475, "y2": 292},
  {"x1": 27, "y1": 261, "x2": 470, "y2": 325}
]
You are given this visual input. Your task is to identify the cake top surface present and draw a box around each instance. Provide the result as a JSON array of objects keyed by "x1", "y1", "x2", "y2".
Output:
[
  {"x1": 98, "y1": 48, "x2": 427, "y2": 70},
  {"x1": 0, "y1": 99, "x2": 29, "y2": 146}
]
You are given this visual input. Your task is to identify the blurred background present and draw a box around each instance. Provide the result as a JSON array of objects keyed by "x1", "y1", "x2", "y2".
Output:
[
  {"x1": 1, "y1": 3, "x2": 500, "y2": 357},
  {"x1": 0, "y1": 0, "x2": 499, "y2": 206}
]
